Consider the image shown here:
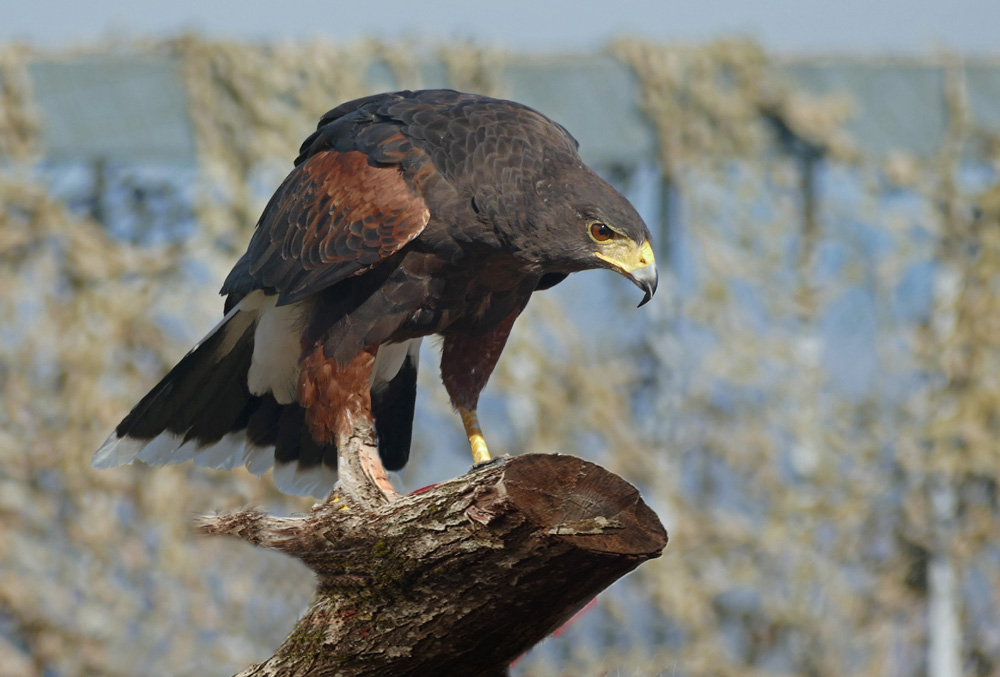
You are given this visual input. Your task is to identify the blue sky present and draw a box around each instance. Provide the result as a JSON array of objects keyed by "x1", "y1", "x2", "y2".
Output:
[{"x1": 5, "y1": 0, "x2": 999, "y2": 54}]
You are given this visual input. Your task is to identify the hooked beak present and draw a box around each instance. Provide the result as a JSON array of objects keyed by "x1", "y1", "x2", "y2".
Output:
[
  {"x1": 595, "y1": 240, "x2": 658, "y2": 308},
  {"x1": 629, "y1": 262, "x2": 659, "y2": 307}
]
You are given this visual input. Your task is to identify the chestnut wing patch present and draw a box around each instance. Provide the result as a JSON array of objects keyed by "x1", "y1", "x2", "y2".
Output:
[{"x1": 244, "y1": 149, "x2": 431, "y2": 305}]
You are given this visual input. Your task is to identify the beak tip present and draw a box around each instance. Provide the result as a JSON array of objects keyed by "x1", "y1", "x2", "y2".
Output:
[{"x1": 632, "y1": 265, "x2": 658, "y2": 308}]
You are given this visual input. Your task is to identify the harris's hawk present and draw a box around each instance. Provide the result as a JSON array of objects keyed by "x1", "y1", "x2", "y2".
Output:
[{"x1": 92, "y1": 89, "x2": 657, "y2": 498}]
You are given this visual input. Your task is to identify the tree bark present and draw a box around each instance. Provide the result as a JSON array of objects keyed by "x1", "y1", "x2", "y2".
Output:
[{"x1": 197, "y1": 427, "x2": 668, "y2": 677}]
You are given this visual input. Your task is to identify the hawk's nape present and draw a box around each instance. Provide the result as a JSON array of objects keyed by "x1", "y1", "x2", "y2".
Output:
[{"x1": 93, "y1": 89, "x2": 657, "y2": 499}]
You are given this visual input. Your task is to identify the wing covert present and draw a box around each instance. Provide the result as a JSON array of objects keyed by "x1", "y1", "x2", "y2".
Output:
[{"x1": 225, "y1": 140, "x2": 431, "y2": 306}]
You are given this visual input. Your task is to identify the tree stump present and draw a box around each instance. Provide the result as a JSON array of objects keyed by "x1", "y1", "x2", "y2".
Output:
[{"x1": 198, "y1": 428, "x2": 667, "y2": 676}]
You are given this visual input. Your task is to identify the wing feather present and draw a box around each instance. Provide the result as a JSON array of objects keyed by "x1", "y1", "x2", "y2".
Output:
[
  {"x1": 223, "y1": 139, "x2": 432, "y2": 306},
  {"x1": 274, "y1": 150, "x2": 427, "y2": 303}
]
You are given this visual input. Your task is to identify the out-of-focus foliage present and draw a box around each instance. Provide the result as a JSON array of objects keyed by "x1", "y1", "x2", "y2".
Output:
[{"x1": 1, "y1": 37, "x2": 999, "y2": 677}]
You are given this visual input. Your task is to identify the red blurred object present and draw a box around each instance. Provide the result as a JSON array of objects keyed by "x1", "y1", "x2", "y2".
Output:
[{"x1": 510, "y1": 597, "x2": 599, "y2": 669}]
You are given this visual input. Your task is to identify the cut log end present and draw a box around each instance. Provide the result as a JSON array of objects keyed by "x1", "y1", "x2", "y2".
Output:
[{"x1": 500, "y1": 453, "x2": 667, "y2": 556}]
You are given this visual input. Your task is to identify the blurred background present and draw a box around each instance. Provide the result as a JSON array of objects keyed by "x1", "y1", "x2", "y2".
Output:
[{"x1": 2, "y1": 2, "x2": 999, "y2": 676}]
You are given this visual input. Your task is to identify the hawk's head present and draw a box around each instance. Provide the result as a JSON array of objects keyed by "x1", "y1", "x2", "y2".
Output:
[
  {"x1": 457, "y1": 98, "x2": 658, "y2": 306},
  {"x1": 524, "y1": 163, "x2": 658, "y2": 307}
]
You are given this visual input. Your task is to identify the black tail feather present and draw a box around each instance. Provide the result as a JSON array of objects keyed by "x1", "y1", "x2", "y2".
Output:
[
  {"x1": 116, "y1": 314, "x2": 255, "y2": 441},
  {"x1": 108, "y1": 308, "x2": 341, "y2": 477},
  {"x1": 98, "y1": 302, "x2": 436, "y2": 494},
  {"x1": 372, "y1": 348, "x2": 418, "y2": 471}
]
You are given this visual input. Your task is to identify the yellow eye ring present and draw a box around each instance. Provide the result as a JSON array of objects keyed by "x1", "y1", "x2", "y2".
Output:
[{"x1": 590, "y1": 222, "x2": 614, "y2": 242}]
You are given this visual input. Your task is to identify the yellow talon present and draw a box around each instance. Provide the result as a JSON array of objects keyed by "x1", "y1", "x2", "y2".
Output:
[
  {"x1": 327, "y1": 494, "x2": 350, "y2": 511},
  {"x1": 459, "y1": 408, "x2": 492, "y2": 465}
]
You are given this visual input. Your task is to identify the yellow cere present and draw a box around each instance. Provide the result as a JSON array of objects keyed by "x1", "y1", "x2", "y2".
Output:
[{"x1": 594, "y1": 239, "x2": 655, "y2": 273}]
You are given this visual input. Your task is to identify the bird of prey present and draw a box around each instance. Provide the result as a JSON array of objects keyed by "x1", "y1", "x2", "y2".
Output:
[{"x1": 93, "y1": 89, "x2": 657, "y2": 498}]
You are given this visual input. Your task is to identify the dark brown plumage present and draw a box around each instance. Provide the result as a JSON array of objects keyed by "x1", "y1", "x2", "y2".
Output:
[{"x1": 93, "y1": 89, "x2": 657, "y2": 497}]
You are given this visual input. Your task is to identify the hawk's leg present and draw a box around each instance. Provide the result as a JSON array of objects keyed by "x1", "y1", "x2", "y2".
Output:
[
  {"x1": 299, "y1": 344, "x2": 398, "y2": 500},
  {"x1": 441, "y1": 310, "x2": 520, "y2": 466},
  {"x1": 459, "y1": 408, "x2": 491, "y2": 465}
]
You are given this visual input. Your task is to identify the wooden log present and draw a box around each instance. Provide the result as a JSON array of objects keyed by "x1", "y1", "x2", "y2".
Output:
[{"x1": 197, "y1": 427, "x2": 667, "y2": 676}]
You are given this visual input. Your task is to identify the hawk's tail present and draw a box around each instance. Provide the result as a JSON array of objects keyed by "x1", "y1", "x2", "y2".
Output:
[{"x1": 91, "y1": 294, "x2": 339, "y2": 497}]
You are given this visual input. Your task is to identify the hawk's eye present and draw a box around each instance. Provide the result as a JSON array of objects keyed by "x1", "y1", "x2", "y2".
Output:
[{"x1": 590, "y1": 222, "x2": 614, "y2": 242}]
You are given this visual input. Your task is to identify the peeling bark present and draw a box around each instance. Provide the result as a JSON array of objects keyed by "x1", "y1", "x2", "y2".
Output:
[{"x1": 198, "y1": 428, "x2": 667, "y2": 676}]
